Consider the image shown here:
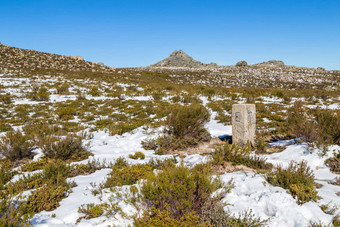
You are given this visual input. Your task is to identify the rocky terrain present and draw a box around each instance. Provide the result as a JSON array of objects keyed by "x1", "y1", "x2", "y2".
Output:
[
  {"x1": 0, "y1": 43, "x2": 115, "y2": 74},
  {"x1": 0, "y1": 44, "x2": 339, "y2": 226},
  {"x1": 143, "y1": 50, "x2": 340, "y2": 89}
]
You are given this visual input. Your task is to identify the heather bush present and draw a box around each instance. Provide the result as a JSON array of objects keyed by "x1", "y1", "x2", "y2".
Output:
[
  {"x1": 30, "y1": 86, "x2": 50, "y2": 101},
  {"x1": 166, "y1": 104, "x2": 210, "y2": 140},
  {"x1": 42, "y1": 134, "x2": 90, "y2": 161},
  {"x1": 78, "y1": 203, "x2": 104, "y2": 220},
  {"x1": 0, "y1": 130, "x2": 35, "y2": 161},
  {"x1": 57, "y1": 106, "x2": 77, "y2": 120},
  {"x1": 325, "y1": 150, "x2": 339, "y2": 173},
  {"x1": 129, "y1": 151, "x2": 145, "y2": 160},
  {"x1": 0, "y1": 93, "x2": 12, "y2": 104},
  {"x1": 104, "y1": 159, "x2": 153, "y2": 188},
  {"x1": 25, "y1": 184, "x2": 69, "y2": 213},
  {"x1": 212, "y1": 144, "x2": 272, "y2": 171},
  {"x1": 141, "y1": 163, "x2": 217, "y2": 220},
  {"x1": 266, "y1": 161, "x2": 318, "y2": 204}
]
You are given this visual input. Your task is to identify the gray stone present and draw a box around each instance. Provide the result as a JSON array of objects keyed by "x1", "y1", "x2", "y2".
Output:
[{"x1": 232, "y1": 104, "x2": 256, "y2": 145}]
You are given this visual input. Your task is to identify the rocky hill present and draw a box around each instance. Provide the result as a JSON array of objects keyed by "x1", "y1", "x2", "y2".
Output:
[
  {"x1": 0, "y1": 43, "x2": 115, "y2": 74},
  {"x1": 151, "y1": 50, "x2": 217, "y2": 68}
]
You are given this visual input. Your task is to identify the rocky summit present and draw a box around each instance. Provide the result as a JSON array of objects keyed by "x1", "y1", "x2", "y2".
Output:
[{"x1": 151, "y1": 50, "x2": 216, "y2": 68}]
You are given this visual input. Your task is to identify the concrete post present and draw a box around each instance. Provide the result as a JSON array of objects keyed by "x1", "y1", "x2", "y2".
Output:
[{"x1": 232, "y1": 104, "x2": 256, "y2": 145}]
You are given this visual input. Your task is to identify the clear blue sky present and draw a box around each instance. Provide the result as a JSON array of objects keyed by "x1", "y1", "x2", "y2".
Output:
[{"x1": 1, "y1": 0, "x2": 339, "y2": 69}]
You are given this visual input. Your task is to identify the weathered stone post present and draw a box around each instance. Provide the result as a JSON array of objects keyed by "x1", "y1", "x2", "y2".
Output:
[{"x1": 232, "y1": 104, "x2": 256, "y2": 145}]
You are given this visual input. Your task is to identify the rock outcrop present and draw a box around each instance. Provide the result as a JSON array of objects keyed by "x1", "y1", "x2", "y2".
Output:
[{"x1": 151, "y1": 50, "x2": 215, "y2": 68}]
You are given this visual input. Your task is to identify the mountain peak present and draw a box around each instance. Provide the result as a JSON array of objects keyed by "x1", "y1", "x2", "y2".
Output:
[{"x1": 151, "y1": 50, "x2": 208, "y2": 68}]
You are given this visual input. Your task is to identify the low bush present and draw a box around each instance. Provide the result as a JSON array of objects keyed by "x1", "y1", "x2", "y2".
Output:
[
  {"x1": 286, "y1": 102, "x2": 340, "y2": 146},
  {"x1": 0, "y1": 130, "x2": 35, "y2": 161},
  {"x1": 166, "y1": 104, "x2": 210, "y2": 140},
  {"x1": 129, "y1": 152, "x2": 145, "y2": 160},
  {"x1": 25, "y1": 185, "x2": 69, "y2": 213},
  {"x1": 141, "y1": 163, "x2": 217, "y2": 220},
  {"x1": 78, "y1": 203, "x2": 104, "y2": 220},
  {"x1": 212, "y1": 144, "x2": 272, "y2": 171},
  {"x1": 0, "y1": 93, "x2": 12, "y2": 104},
  {"x1": 57, "y1": 84, "x2": 69, "y2": 94},
  {"x1": 266, "y1": 161, "x2": 318, "y2": 204},
  {"x1": 57, "y1": 107, "x2": 77, "y2": 120},
  {"x1": 325, "y1": 150, "x2": 339, "y2": 173},
  {"x1": 104, "y1": 158, "x2": 153, "y2": 188},
  {"x1": 42, "y1": 134, "x2": 90, "y2": 161},
  {"x1": 30, "y1": 86, "x2": 50, "y2": 101},
  {"x1": 135, "y1": 207, "x2": 205, "y2": 227}
]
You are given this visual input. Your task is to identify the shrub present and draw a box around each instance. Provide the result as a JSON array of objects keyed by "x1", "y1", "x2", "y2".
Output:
[
  {"x1": 25, "y1": 185, "x2": 69, "y2": 213},
  {"x1": 166, "y1": 104, "x2": 210, "y2": 140},
  {"x1": 104, "y1": 159, "x2": 153, "y2": 188},
  {"x1": 141, "y1": 163, "x2": 217, "y2": 220},
  {"x1": 31, "y1": 86, "x2": 50, "y2": 101},
  {"x1": 57, "y1": 107, "x2": 77, "y2": 120},
  {"x1": 134, "y1": 207, "x2": 206, "y2": 227},
  {"x1": 0, "y1": 199, "x2": 31, "y2": 227},
  {"x1": 109, "y1": 122, "x2": 139, "y2": 136},
  {"x1": 325, "y1": 150, "x2": 339, "y2": 173},
  {"x1": 78, "y1": 203, "x2": 104, "y2": 220},
  {"x1": 0, "y1": 93, "x2": 12, "y2": 104},
  {"x1": 129, "y1": 152, "x2": 145, "y2": 160},
  {"x1": 42, "y1": 134, "x2": 90, "y2": 161},
  {"x1": 0, "y1": 130, "x2": 35, "y2": 161},
  {"x1": 57, "y1": 84, "x2": 69, "y2": 94},
  {"x1": 89, "y1": 86, "x2": 101, "y2": 96},
  {"x1": 212, "y1": 144, "x2": 272, "y2": 171},
  {"x1": 266, "y1": 161, "x2": 318, "y2": 204}
]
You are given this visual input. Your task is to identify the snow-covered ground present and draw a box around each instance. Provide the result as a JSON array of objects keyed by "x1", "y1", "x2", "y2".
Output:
[{"x1": 26, "y1": 110, "x2": 339, "y2": 227}]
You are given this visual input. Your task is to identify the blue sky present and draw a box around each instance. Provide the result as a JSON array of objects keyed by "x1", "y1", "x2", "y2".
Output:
[{"x1": 1, "y1": 0, "x2": 339, "y2": 69}]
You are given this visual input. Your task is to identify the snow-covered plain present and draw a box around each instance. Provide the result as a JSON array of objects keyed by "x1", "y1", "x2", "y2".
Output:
[
  {"x1": 29, "y1": 114, "x2": 339, "y2": 227},
  {"x1": 1, "y1": 75, "x2": 339, "y2": 226}
]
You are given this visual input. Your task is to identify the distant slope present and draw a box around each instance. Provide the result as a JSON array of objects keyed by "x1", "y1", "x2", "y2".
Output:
[{"x1": 0, "y1": 43, "x2": 115, "y2": 74}]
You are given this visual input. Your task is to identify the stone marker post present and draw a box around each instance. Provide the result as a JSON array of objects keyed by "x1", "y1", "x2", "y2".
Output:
[{"x1": 232, "y1": 104, "x2": 256, "y2": 145}]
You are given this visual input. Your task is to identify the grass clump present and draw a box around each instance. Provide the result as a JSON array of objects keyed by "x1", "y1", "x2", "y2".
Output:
[
  {"x1": 129, "y1": 151, "x2": 145, "y2": 160},
  {"x1": 0, "y1": 130, "x2": 35, "y2": 161},
  {"x1": 42, "y1": 134, "x2": 90, "y2": 161},
  {"x1": 212, "y1": 144, "x2": 272, "y2": 171},
  {"x1": 266, "y1": 161, "x2": 318, "y2": 204},
  {"x1": 104, "y1": 158, "x2": 153, "y2": 188}
]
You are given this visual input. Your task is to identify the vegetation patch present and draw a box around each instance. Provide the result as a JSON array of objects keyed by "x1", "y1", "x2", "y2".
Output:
[{"x1": 266, "y1": 161, "x2": 318, "y2": 204}]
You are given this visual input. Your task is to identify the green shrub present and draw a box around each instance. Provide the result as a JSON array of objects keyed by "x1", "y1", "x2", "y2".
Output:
[
  {"x1": 78, "y1": 203, "x2": 104, "y2": 219},
  {"x1": 0, "y1": 199, "x2": 31, "y2": 227},
  {"x1": 31, "y1": 86, "x2": 50, "y2": 101},
  {"x1": 109, "y1": 122, "x2": 139, "y2": 136},
  {"x1": 134, "y1": 207, "x2": 206, "y2": 227},
  {"x1": 89, "y1": 86, "x2": 101, "y2": 96},
  {"x1": 0, "y1": 93, "x2": 12, "y2": 104},
  {"x1": 129, "y1": 152, "x2": 145, "y2": 160},
  {"x1": 166, "y1": 104, "x2": 210, "y2": 140},
  {"x1": 57, "y1": 107, "x2": 77, "y2": 120},
  {"x1": 104, "y1": 159, "x2": 153, "y2": 188},
  {"x1": 42, "y1": 134, "x2": 90, "y2": 161},
  {"x1": 212, "y1": 144, "x2": 272, "y2": 171},
  {"x1": 25, "y1": 185, "x2": 69, "y2": 213},
  {"x1": 57, "y1": 84, "x2": 69, "y2": 94},
  {"x1": 0, "y1": 130, "x2": 35, "y2": 161},
  {"x1": 266, "y1": 161, "x2": 318, "y2": 204},
  {"x1": 325, "y1": 150, "x2": 339, "y2": 173},
  {"x1": 141, "y1": 163, "x2": 217, "y2": 220}
]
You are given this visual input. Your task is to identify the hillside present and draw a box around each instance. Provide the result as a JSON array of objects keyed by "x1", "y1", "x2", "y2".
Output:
[{"x1": 0, "y1": 43, "x2": 115, "y2": 74}]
